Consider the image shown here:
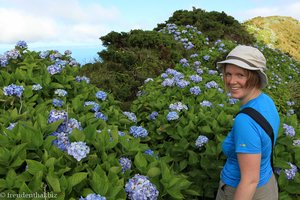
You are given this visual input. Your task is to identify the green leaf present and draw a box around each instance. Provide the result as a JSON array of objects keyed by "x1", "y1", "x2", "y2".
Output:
[
  {"x1": 67, "y1": 172, "x2": 88, "y2": 188},
  {"x1": 26, "y1": 160, "x2": 46, "y2": 175},
  {"x1": 46, "y1": 174, "x2": 61, "y2": 192},
  {"x1": 134, "y1": 152, "x2": 148, "y2": 171},
  {"x1": 147, "y1": 167, "x2": 161, "y2": 177}
]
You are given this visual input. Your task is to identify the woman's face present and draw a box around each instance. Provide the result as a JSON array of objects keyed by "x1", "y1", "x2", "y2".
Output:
[{"x1": 224, "y1": 64, "x2": 259, "y2": 105}]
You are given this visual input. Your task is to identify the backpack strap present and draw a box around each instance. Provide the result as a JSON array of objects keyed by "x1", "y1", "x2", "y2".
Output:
[{"x1": 237, "y1": 107, "x2": 274, "y2": 170}]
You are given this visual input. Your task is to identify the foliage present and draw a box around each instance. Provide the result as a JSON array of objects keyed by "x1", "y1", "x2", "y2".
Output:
[
  {"x1": 0, "y1": 44, "x2": 192, "y2": 199},
  {"x1": 131, "y1": 24, "x2": 300, "y2": 199},
  {"x1": 154, "y1": 7, "x2": 256, "y2": 45},
  {"x1": 244, "y1": 16, "x2": 300, "y2": 61}
]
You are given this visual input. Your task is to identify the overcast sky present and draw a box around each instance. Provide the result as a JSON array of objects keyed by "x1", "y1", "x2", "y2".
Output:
[{"x1": 1, "y1": 0, "x2": 299, "y2": 63}]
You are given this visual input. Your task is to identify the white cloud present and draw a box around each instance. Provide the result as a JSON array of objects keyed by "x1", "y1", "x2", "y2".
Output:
[
  {"x1": 0, "y1": 0, "x2": 120, "y2": 45},
  {"x1": 237, "y1": 2, "x2": 300, "y2": 22}
]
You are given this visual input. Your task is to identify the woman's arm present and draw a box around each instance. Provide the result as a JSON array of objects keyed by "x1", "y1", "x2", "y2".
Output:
[{"x1": 233, "y1": 153, "x2": 261, "y2": 200}]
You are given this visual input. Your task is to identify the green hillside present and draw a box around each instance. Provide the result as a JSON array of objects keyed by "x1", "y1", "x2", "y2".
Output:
[{"x1": 244, "y1": 16, "x2": 300, "y2": 60}]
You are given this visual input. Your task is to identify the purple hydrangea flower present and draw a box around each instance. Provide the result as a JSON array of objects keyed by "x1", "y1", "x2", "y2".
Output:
[
  {"x1": 169, "y1": 102, "x2": 188, "y2": 112},
  {"x1": 0, "y1": 55, "x2": 8, "y2": 67},
  {"x1": 39, "y1": 50, "x2": 50, "y2": 59},
  {"x1": 205, "y1": 81, "x2": 219, "y2": 89},
  {"x1": 176, "y1": 79, "x2": 190, "y2": 88},
  {"x1": 16, "y1": 40, "x2": 28, "y2": 48},
  {"x1": 119, "y1": 157, "x2": 132, "y2": 173},
  {"x1": 47, "y1": 64, "x2": 62, "y2": 75},
  {"x1": 190, "y1": 86, "x2": 201, "y2": 95},
  {"x1": 96, "y1": 91, "x2": 107, "y2": 100},
  {"x1": 283, "y1": 124, "x2": 295, "y2": 137},
  {"x1": 129, "y1": 126, "x2": 148, "y2": 138},
  {"x1": 125, "y1": 174, "x2": 159, "y2": 200},
  {"x1": 200, "y1": 100, "x2": 212, "y2": 107},
  {"x1": 284, "y1": 162, "x2": 298, "y2": 180},
  {"x1": 195, "y1": 135, "x2": 209, "y2": 148},
  {"x1": 203, "y1": 55, "x2": 210, "y2": 61},
  {"x1": 161, "y1": 78, "x2": 175, "y2": 87},
  {"x1": 208, "y1": 70, "x2": 218, "y2": 75},
  {"x1": 51, "y1": 131, "x2": 70, "y2": 151},
  {"x1": 190, "y1": 75, "x2": 202, "y2": 83},
  {"x1": 75, "y1": 76, "x2": 90, "y2": 84},
  {"x1": 67, "y1": 141, "x2": 90, "y2": 161},
  {"x1": 3, "y1": 84, "x2": 24, "y2": 97}
]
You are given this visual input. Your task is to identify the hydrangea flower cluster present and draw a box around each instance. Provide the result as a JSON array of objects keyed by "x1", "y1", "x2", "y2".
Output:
[
  {"x1": 7, "y1": 122, "x2": 17, "y2": 130},
  {"x1": 149, "y1": 111, "x2": 158, "y2": 120},
  {"x1": 195, "y1": 135, "x2": 209, "y2": 148},
  {"x1": 75, "y1": 76, "x2": 90, "y2": 84},
  {"x1": 54, "y1": 89, "x2": 67, "y2": 97},
  {"x1": 283, "y1": 124, "x2": 295, "y2": 137},
  {"x1": 47, "y1": 62, "x2": 63, "y2": 75},
  {"x1": 167, "y1": 111, "x2": 179, "y2": 121},
  {"x1": 123, "y1": 111, "x2": 137, "y2": 122},
  {"x1": 129, "y1": 126, "x2": 148, "y2": 138},
  {"x1": 125, "y1": 174, "x2": 159, "y2": 200},
  {"x1": 144, "y1": 78, "x2": 154, "y2": 83},
  {"x1": 96, "y1": 91, "x2": 107, "y2": 100},
  {"x1": 56, "y1": 118, "x2": 82, "y2": 133},
  {"x1": 39, "y1": 50, "x2": 50, "y2": 59},
  {"x1": 190, "y1": 74, "x2": 202, "y2": 83},
  {"x1": 84, "y1": 101, "x2": 100, "y2": 112},
  {"x1": 95, "y1": 112, "x2": 108, "y2": 121},
  {"x1": 205, "y1": 81, "x2": 219, "y2": 89},
  {"x1": 67, "y1": 141, "x2": 90, "y2": 161},
  {"x1": 161, "y1": 68, "x2": 190, "y2": 88},
  {"x1": 190, "y1": 86, "x2": 201, "y2": 95},
  {"x1": 51, "y1": 131, "x2": 70, "y2": 151},
  {"x1": 47, "y1": 110, "x2": 68, "y2": 123},
  {"x1": 169, "y1": 102, "x2": 188, "y2": 112},
  {"x1": 179, "y1": 58, "x2": 189, "y2": 67},
  {"x1": 16, "y1": 40, "x2": 28, "y2": 48},
  {"x1": 52, "y1": 98, "x2": 64, "y2": 107},
  {"x1": 3, "y1": 84, "x2": 24, "y2": 97},
  {"x1": 293, "y1": 139, "x2": 300, "y2": 146},
  {"x1": 144, "y1": 149, "x2": 154, "y2": 156},
  {"x1": 284, "y1": 162, "x2": 298, "y2": 180},
  {"x1": 200, "y1": 100, "x2": 212, "y2": 107},
  {"x1": 119, "y1": 157, "x2": 132, "y2": 172},
  {"x1": 80, "y1": 194, "x2": 106, "y2": 200},
  {"x1": 32, "y1": 84, "x2": 42, "y2": 91}
]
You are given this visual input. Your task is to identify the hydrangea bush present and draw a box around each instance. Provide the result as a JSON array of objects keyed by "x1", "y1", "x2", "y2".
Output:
[
  {"x1": 131, "y1": 24, "x2": 300, "y2": 199},
  {"x1": 0, "y1": 42, "x2": 177, "y2": 199}
]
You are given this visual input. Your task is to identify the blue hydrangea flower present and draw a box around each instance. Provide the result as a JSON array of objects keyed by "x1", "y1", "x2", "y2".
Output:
[
  {"x1": 123, "y1": 112, "x2": 137, "y2": 122},
  {"x1": 195, "y1": 135, "x2": 209, "y2": 148},
  {"x1": 190, "y1": 74, "x2": 202, "y2": 83},
  {"x1": 54, "y1": 89, "x2": 67, "y2": 97},
  {"x1": 32, "y1": 84, "x2": 42, "y2": 91},
  {"x1": 48, "y1": 110, "x2": 68, "y2": 124},
  {"x1": 229, "y1": 98, "x2": 238, "y2": 104},
  {"x1": 160, "y1": 73, "x2": 168, "y2": 79},
  {"x1": 64, "y1": 50, "x2": 72, "y2": 55},
  {"x1": 144, "y1": 78, "x2": 154, "y2": 83},
  {"x1": 47, "y1": 64, "x2": 62, "y2": 75},
  {"x1": 176, "y1": 79, "x2": 190, "y2": 88},
  {"x1": 3, "y1": 84, "x2": 24, "y2": 97},
  {"x1": 119, "y1": 157, "x2": 132, "y2": 173},
  {"x1": 16, "y1": 40, "x2": 28, "y2": 48},
  {"x1": 80, "y1": 193, "x2": 106, "y2": 200},
  {"x1": 203, "y1": 55, "x2": 210, "y2": 61},
  {"x1": 67, "y1": 141, "x2": 90, "y2": 161},
  {"x1": 39, "y1": 50, "x2": 50, "y2": 59},
  {"x1": 129, "y1": 126, "x2": 148, "y2": 138},
  {"x1": 7, "y1": 122, "x2": 17, "y2": 130},
  {"x1": 96, "y1": 91, "x2": 107, "y2": 100},
  {"x1": 150, "y1": 111, "x2": 158, "y2": 120},
  {"x1": 0, "y1": 54, "x2": 9, "y2": 67},
  {"x1": 118, "y1": 131, "x2": 125, "y2": 136},
  {"x1": 293, "y1": 139, "x2": 300, "y2": 146},
  {"x1": 205, "y1": 81, "x2": 219, "y2": 89},
  {"x1": 161, "y1": 78, "x2": 175, "y2": 87},
  {"x1": 167, "y1": 111, "x2": 179, "y2": 121},
  {"x1": 190, "y1": 86, "x2": 201, "y2": 95},
  {"x1": 5, "y1": 49, "x2": 21, "y2": 59},
  {"x1": 283, "y1": 124, "x2": 295, "y2": 137},
  {"x1": 125, "y1": 174, "x2": 159, "y2": 200},
  {"x1": 144, "y1": 149, "x2": 154, "y2": 156},
  {"x1": 95, "y1": 112, "x2": 108, "y2": 121},
  {"x1": 196, "y1": 68, "x2": 203, "y2": 75},
  {"x1": 75, "y1": 76, "x2": 90, "y2": 84},
  {"x1": 208, "y1": 70, "x2": 218, "y2": 75},
  {"x1": 169, "y1": 102, "x2": 188, "y2": 112},
  {"x1": 51, "y1": 131, "x2": 70, "y2": 151},
  {"x1": 200, "y1": 100, "x2": 212, "y2": 107},
  {"x1": 52, "y1": 98, "x2": 64, "y2": 107},
  {"x1": 284, "y1": 162, "x2": 298, "y2": 180},
  {"x1": 84, "y1": 101, "x2": 100, "y2": 112},
  {"x1": 179, "y1": 58, "x2": 189, "y2": 67},
  {"x1": 194, "y1": 61, "x2": 201, "y2": 67},
  {"x1": 56, "y1": 118, "x2": 82, "y2": 133}
]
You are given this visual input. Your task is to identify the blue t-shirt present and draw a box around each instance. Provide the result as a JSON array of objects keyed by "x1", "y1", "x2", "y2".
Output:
[{"x1": 221, "y1": 93, "x2": 280, "y2": 188}]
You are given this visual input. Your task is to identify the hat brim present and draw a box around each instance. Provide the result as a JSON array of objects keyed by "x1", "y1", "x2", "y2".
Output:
[{"x1": 216, "y1": 59, "x2": 268, "y2": 88}]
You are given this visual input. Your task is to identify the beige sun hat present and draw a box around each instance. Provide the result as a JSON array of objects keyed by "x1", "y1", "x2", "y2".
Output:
[{"x1": 217, "y1": 45, "x2": 268, "y2": 88}]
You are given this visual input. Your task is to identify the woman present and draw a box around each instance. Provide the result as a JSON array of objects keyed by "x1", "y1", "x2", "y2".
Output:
[{"x1": 215, "y1": 45, "x2": 280, "y2": 200}]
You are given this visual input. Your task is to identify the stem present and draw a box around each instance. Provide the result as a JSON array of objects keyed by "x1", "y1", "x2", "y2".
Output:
[{"x1": 19, "y1": 96, "x2": 23, "y2": 114}]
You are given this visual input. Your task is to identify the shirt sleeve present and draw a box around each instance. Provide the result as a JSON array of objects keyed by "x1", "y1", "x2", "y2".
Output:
[{"x1": 233, "y1": 114, "x2": 261, "y2": 154}]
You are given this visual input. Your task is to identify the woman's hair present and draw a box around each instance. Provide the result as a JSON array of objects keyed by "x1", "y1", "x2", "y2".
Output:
[{"x1": 223, "y1": 65, "x2": 262, "y2": 89}]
